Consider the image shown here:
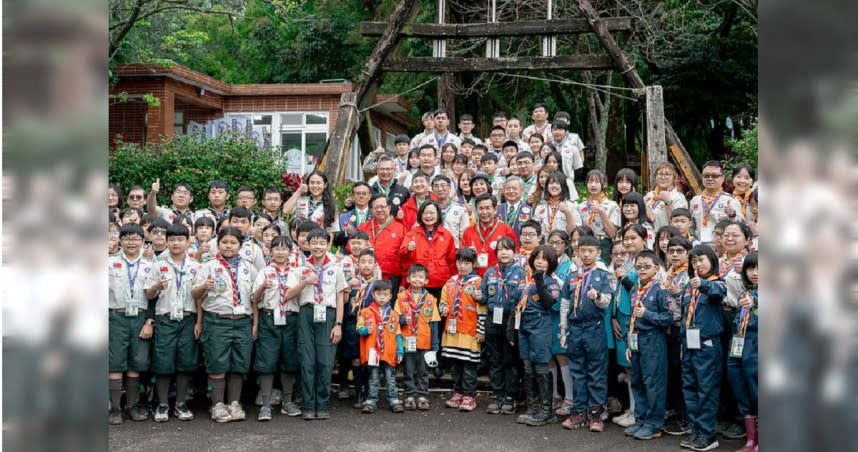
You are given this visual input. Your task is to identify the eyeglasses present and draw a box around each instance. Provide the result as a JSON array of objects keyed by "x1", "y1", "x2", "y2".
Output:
[
  {"x1": 520, "y1": 232, "x2": 538, "y2": 238},
  {"x1": 722, "y1": 233, "x2": 744, "y2": 239},
  {"x1": 109, "y1": 232, "x2": 120, "y2": 239},
  {"x1": 127, "y1": 195, "x2": 144, "y2": 200},
  {"x1": 611, "y1": 252, "x2": 630, "y2": 257},
  {"x1": 635, "y1": 264, "x2": 656, "y2": 271},
  {"x1": 667, "y1": 248, "x2": 687, "y2": 255},
  {"x1": 353, "y1": 191, "x2": 371, "y2": 196},
  {"x1": 120, "y1": 237, "x2": 143, "y2": 243},
  {"x1": 701, "y1": 173, "x2": 722, "y2": 179},
  {"x1": 174, "y1": 189, "x2": 191, "y2": 196},
  {"x1": 548, "y1": 241, "x2": 566, "y2": 246},
  {"x1": 656, "y1": 172, "x2": 672, "y2": 177},
  {"x1": 237, "y1": 195, "x2": 255, "y2": 201},
  {"x1": 372, "y1": 205, "x2": 389, "y2": 210},
  {"x1": 377, "y1": 167, "x2": 395, "y2": 172},
  {"x1": 150, "y1": 230, "x2": 166, "y2": 236}
]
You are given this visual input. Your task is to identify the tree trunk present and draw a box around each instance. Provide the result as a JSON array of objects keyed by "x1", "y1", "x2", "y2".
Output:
[{"x1": 584, "y1": 71, "x2": 611, "y2": 172}]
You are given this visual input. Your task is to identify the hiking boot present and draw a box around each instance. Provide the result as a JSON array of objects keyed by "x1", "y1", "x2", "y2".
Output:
[
  {"x1": 680, "y1": 434, "x2": 699, "y2": 449},
  {"x1": 634, "y1": 425, "x2": 663, "y2": 440},
  {"x1": 281, "y1": 402, "x2": 302, "y2": 416},
  {"x1": 445, "y1": 393, "x2": 463, "y2": 409},
  {"x1": 126, "y1": 404, "x2": 149, "y2": 422},
  {"x1": 663, "y1": 418, "x2": 691, "y2": 436},
  {"x1": 485, "y1": 400, "x2": 501, "y2": 414},
  {"x1": 417, "y1": 397, "x2": 431, "y2": 411},
  {"x1": 108, "y1": 407, "x2": 123, "y2": 425},
  {"x1": 458, "y1": 396, "x2": 476, "y2": 412},
  {"x1": 257, "y1": 405, "x2": 272, "y2": 421},
  {"x1": 361, "y1": 403, "x2": 376, "y2": 414},
  {"x1": 562, "y1": 412, "x2": 589, "y2": 429},
  {"x1": 227, "y1": 401, "x2": 246, "y2": 421},
  {"x1": 526, "y1": 371, "x2": 556, "y2": 426},
  {"x1": 720, "y1": 422, "x2": 746, "y2": 439},
  {"x1": 516, "y1": 373, "x2": 539, "y2": 424},
  {"x1": 501, "y1": 397, "x2": 516, "y2": 415},
  {"x1": 554, "y1": 399, "x2": 574, "y2": 416},
  {"x1": 174, "y1": 402, "x2": 193, "y2": 421},
  {"x1": 689, "y1": 436, "x2": 719, "y2": 451},
  {"x1": 211, "y1": 402, "x2": 231, "y2": 423},
  {"x1": 153, "y1": 403, "x2": 169, "y2": 422}
]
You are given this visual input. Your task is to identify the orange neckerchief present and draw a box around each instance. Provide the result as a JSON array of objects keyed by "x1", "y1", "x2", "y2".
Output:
[
  {"x1": 586, "y1": 193, "x2": 606, "y2": 226},
  {"x1": 686, "y1": 275, "x2": 719, "y2": 329},
  {"x1": 700, "y1": 190, "x2": 724, "y2": 227},
  {"x1": 662, "y1": 263, "x2": 688, "y2": 289},
  {"x1": 719, "y1": 251, "x2": 746, "y2": 277},
  {"x1": 547, "y1": 198, "x2": 562, "y2": 232},
  {"x1": 628, "y1": 278, "x2": 655, "y2": 334}
]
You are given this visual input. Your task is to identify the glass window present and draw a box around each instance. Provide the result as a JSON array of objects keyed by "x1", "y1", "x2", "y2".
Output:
[
  {"x1": 253, "y1": 115, "x2": 272, "y2": 125},
  {"x1": 305, "y1": 132, "x2": 328, "y2": 158},
  {"x1": 281, "y1": 133, "x2": 302, "y2": 151},
  {"x1": 306, "y1": 113, "x2": 328, "y2": 125},
  {"x1": 280, "y1": 113, "x2": 302, "y2": 127}
]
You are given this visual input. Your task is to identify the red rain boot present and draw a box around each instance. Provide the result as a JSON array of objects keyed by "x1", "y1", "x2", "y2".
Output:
[{"x1": 736, "y1": 415, "x2": 757, "y2": 452}]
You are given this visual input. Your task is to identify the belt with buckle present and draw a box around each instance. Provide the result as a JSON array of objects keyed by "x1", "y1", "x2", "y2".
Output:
[
  {"x1": 260, "y1": 308, "x2": 294, "y2": 315},
  {"x1": 207, "y1": 312, "x2": 248, "y2": 320}
]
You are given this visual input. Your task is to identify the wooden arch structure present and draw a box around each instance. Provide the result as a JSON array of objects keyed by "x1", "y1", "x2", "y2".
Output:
[{"x1": 319, "y1": 0, "x2": 702, "y2": 194}]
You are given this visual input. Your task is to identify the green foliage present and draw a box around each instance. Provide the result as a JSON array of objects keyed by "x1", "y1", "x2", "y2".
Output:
[
  {"x1": 331, "y1": 181, "x2": 353, "y2": 211},
  {"x1": 109, "y1": 134, "x2": 286, "y2": 210},
  {"x1": 726, "y1": 122, "x2": 758, "y2": 173}
]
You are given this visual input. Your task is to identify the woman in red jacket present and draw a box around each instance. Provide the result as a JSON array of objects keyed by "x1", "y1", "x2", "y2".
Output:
[{"x1": 400, "y1": 200, "x2": 457, "y2": 301}]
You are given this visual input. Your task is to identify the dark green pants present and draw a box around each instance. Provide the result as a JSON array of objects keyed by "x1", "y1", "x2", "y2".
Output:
[
  {"x1": 108, "y1": 311, "x2": 150, "y2": 372},
  {"x1": 152, "y1": 313, "x2": 199, "y2": 374},
  {"x1": 297, "y1": 305, "x2": 336, "y2": 413},
  {"x1": 200, "y1": 312, "x2": 252, "y2": 374},
  {"x1": 253, "y1": 310, "x2": 299, "y2": 374}
]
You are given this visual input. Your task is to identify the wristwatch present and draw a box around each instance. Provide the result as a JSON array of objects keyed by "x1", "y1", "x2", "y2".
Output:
[
  {"x1": 335, "y1": 321, "x2": 343, "y2": 326},
  {"x1": 145, "y1": 319, "x2": 155, "y2": 327}
]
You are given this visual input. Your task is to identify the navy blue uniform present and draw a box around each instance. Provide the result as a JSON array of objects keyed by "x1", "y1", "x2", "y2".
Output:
[
  {"x1": 629, "y1": 280, "x2": 673, "y2": 430},
  {"x1": 680, "y1": 277, "x2": 727, "y2": 440},
  {"x1": 496, "y1": 202, "x2": 532, "y2": 237},
  {"x1": 481, "y1": 263, "x2": 526, "y2": 401},
  {"x1": 561, "y1": 264, "x2": 615, "y2": 415},
  {"x1": 727, "y1": 287, "x2": 758, "y2": 416},
  {"x1": 518, "y1": 273, "x2": 561, "y2": 365}
]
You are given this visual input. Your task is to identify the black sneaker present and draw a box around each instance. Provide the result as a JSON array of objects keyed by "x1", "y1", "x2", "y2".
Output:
[
  {"x1": 126, "y1": 404, "x2": 149, "y2": 421},
  {"x1": 689, "y1": 436, "x2": 719, "y2": 451},
  {"x1": 174, "y1": 402, "x2": 194, "y2": 421},
  {"x1": 501, "y1": 397, "x2": 516, "y2": 415},
  {"x1": 719, "y1": 422, "x2": 746, "y2": 439},
  {"x1": 680, "y1": 434, "x2": 698, "y2": 449},
  {"x1": 663, "y1": 419, "x2": 691, "y2": 436},
  {"x1": 108, "y1": 407, "x2": 123, "y2": 425}
]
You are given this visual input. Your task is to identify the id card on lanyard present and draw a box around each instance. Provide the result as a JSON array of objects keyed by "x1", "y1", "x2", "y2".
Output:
[
  {"x1": 273, "y1": 269, "x2": 288, "y2": 325},
  {"x1": 124, "y1": 257, "x2": 141, "y2": 317}
]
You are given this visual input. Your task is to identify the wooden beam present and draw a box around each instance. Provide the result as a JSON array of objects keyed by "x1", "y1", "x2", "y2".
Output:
[
  {"x1": 669, "y1": 144, "x2": 703, "y2": 194},
  {"x1": 383, "y1": 55, "x2": 615, "y2": 72},
  {"x1": 575, "y1": 0, "x2": 702, "y2": 193},
  {"x1": 320, "y1": 0, "x2": 422, "y2": 183},
  {"x1": 360, "y1": 17, "x2": 632, "y2": 37},
  {"x1": 645, "y1": 86, "x2": 667, "y2": 191}
]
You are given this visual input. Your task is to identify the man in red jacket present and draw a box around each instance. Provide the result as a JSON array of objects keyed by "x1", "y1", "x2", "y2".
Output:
[
  {"x1": 461, "y1": 193, "x2": 519, "y2": 276},
  {"x1": 359, "y1": 194, "x2": 407, "y2": 297}
]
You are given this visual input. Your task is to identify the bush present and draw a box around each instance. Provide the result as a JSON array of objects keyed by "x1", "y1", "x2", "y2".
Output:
[
  {"x1": 109, "y1": 135, "x2": 286, "y2": 210},
  {"x1": 726, "y1": 121, "x2": 758, "y2": 174}
]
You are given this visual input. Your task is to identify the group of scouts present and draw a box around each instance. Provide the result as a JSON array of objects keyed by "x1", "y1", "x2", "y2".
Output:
[{"x1": 108, "y1": 105, "x2": 759, "y2": 452}]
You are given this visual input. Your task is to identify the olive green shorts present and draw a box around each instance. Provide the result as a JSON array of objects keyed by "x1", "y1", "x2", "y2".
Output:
[
  {"x1": 108, "y1": 311, "x2": 151, "y2": 372},
  {"x1": 200, "y1": 312, "x2": 252, "y2": 374},
  {"x1": 253, "y1": 310, "x2": 299, "y2": 374},
  {"x1": 151, "y1": 313, "x2": 200, "y2": 374}
]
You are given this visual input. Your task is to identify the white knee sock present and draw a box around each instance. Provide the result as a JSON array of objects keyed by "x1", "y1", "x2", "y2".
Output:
[{"x1": 560, "y1": 365, "x2": 574, "y2": 402}]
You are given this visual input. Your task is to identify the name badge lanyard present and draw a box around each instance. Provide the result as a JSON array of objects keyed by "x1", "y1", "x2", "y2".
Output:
[
  {"x1": 628, "y1": 279, "x2": 656, "y2": 336},
  {"x1": 505, "y1": 203, "x2": 521, "y2": 225},
  {"x1": 216, "y1": 254, "x2": 243, "y2": 311},
  {"x1": 169, "y1": 259, "x2": 188, "y2": 312},
  {"x1": 477, "y1": 220, "x2": 500, "y2": 251},
  {"x1": 313, "y1": 263, "x2": 326, "y2": 305},
  {"x1": 370, "y1": 217, "x2": 393, "y2": 242},
  {"x1": 493, "y1": 266, "x2": 510, "y2": 309},
  {"x1": 123, "y1": 256, "x2": 142, "y2": 302}
]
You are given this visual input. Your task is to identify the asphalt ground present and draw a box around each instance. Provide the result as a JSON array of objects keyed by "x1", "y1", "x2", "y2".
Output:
[{"x1": 108, "y1": 389, "x2": 744, "y2": 452}]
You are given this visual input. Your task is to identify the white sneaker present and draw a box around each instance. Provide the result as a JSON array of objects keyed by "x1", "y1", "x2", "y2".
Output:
[
  {"x1": 211, "y1": 402, "x2": 231, "y2": 423},
  {"x1": 613, "y1": 410, "x2": 636, "y2": 427},
  {"x1": 153, "y1": 403, "x2": 169, "y2": 422},
  {"x1": 228, "y1": 401, "x2": 246, "y2": 421}
]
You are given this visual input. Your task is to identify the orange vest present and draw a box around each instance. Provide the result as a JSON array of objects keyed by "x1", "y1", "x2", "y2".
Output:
[
  {"x1": 441, "y1": 274, "x2": 482, "y2": 337},
  {"x1": 358, "y1": 303, "x2": 401, "y2": 366},
  {"x1": 396, "y1": 289, "x2": 439, "y2": 350}
]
